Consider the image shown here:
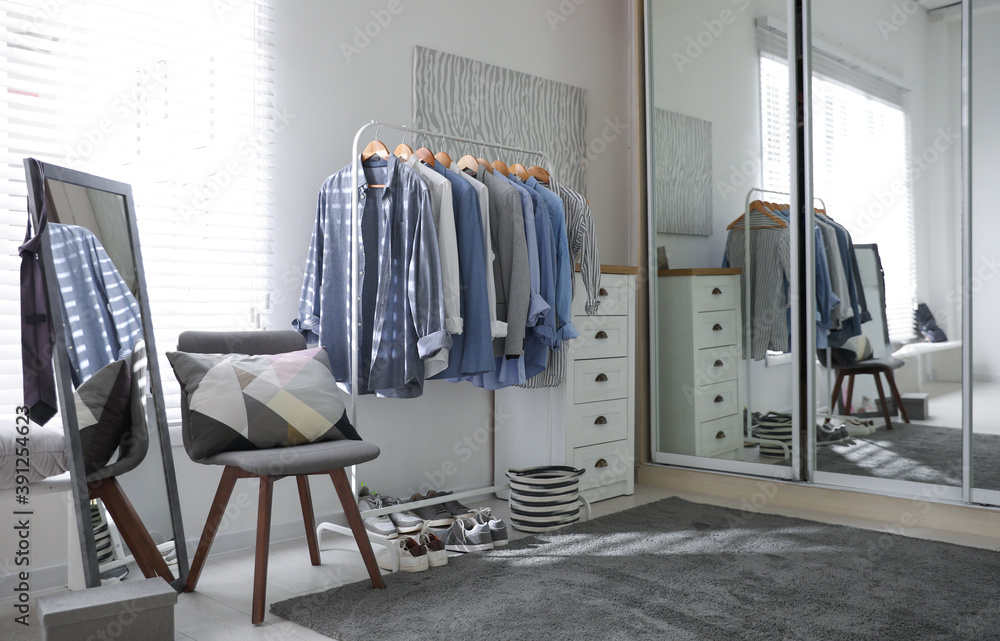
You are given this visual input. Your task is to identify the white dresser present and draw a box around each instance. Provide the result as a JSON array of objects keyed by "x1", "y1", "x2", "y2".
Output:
[
  {"x1": 494, "y1": 268, "x2": 637, "y2": 502},
  {"x1": 657, "y1": 269, "x2": 743, "y2": 459}
]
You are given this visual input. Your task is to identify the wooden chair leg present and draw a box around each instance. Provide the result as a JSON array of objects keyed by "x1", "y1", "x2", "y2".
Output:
[
  {"x1": 251, "y1": 476, "x2": 275, "y2": 625},
  {"x1": 845, "y1": 375, "x2": 856, "y2": 415},
  {"x1": 329, "y1": 469, "x2": 385, "y2": 589},
  {"x1": 296, "y1": 476, "x2": 321, "y2": 566},
  {"x1": 872, "y1": 373, "x2": 893, "y2": 430},
  {"x1": 831, "y1": 371, "x2": 845, "y2": 413},
  {"x1": 90, "y1": 477, "x2": 173, "y2": 582},
  {"x1": 885, "y1": 371, "x2": 911, "y2": 424},
  {"x1": 185, "y1": 466, "x2": 241, "y2": 593}
]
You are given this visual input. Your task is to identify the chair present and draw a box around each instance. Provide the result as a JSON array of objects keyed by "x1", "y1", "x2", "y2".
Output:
[
  {"x1": 822, "y1": 244, "x2": 910, "y2": 430},
  {"x1": 177, "y1": 330, "x2": 384, "y2": 624}
]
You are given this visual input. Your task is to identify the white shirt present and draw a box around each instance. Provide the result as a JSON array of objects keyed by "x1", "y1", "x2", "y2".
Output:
[
  {"x1": 451, "y1": 164, "x2": 507, "y2": 339},
  {"x1": 404, "y1": 155, "x2": 462, "y2": 377}
]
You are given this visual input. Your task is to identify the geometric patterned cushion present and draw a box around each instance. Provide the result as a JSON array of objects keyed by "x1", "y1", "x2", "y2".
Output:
[
  {"x1": 73, "y1": 358, "x2": 132, "y2": 475},
  {"x1": 166, "y1": 347, "x2": 359, "y2": 460}
]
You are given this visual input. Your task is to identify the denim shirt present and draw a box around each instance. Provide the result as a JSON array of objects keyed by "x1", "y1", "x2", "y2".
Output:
[
  {"x1": 295, "y1": 154, "x2": 451, "y2": 398},
  {"x1": 508, "y1": 176, "x2": 557, "y2": 349},
  {"x1": 427, "y1": 161, "x2": 496, "y2": 378},
  {"x1": 527, "y1": 176, "x2": 579, "y2": 342},
  {"x1": 48, "y1": 223, "x2": 144, "y2": 387}
]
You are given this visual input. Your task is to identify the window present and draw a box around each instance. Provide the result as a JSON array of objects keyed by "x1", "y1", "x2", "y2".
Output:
[
  {"x1": 759, "y1": 53, "x2": 916, "y2": 342},
  {"x1": 1, "y1": 0, "x2": 275, "y2": 422}
]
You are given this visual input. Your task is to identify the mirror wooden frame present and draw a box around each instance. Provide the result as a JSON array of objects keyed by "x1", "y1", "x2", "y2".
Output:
[{"x1": 23, "y1": 158, "x2": 188, "y2": 591}]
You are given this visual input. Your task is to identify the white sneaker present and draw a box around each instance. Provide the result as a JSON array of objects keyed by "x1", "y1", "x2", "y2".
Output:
[
  {"x1": 417, "y1": 522, "x2": 448, "y2": 567},
  {"x1": 377, "y1": 536, "x2": 429, "y2": 573},
  {"x1": 358, "y1": 486, "x2": 397, "y2": 539}
]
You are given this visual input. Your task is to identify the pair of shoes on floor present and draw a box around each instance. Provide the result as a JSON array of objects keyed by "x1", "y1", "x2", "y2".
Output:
[
  {"x1": 444, "y1": 507, "x2": 508, "y2": 552},
  {"x1": 358, "y1": 486, "x2": 423, "y2": 538},
  {"x1": 376, "y1": 523, "x2": 448, "y2": 573},
  {"x1": 407, "y1": 490, "x2": 475, "y2": 527},
  {"x1": 816, "y1": 418, "x2": 852, "y2": 445}
]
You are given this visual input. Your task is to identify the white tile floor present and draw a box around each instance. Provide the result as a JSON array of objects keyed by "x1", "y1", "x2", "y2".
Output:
[{"x1": 0, "y1": 486, "x2": 672, "y2": 641}]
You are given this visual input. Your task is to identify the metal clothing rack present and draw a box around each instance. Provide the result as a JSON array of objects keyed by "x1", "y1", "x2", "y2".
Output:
[
  {"x1": 738, "y1": 188, "x2": 830, "y2": 460},
  {"x1": 316, "y1": 120, "x2": 591, "y2": 570}
]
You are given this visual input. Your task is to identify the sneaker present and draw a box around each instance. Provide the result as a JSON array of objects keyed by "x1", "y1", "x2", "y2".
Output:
[
  {"x1": 817, "y1": 419, "x2": 851, "y2": 445},
  {"x1": 358, "y1": 486, "x2": 397, "y2": 539},
  {"x1": 417, "y1": 523, "x2": 448, "y2": 567},
  {"x1": 426, "y1": 489, "x2": 475, "y2": 518},
  {"x1": 472, "y1": 507, "x2": 509, "y2": 547},
  {"x1": 377, "y1": 536, "x2": 428, "y2": 573},
  {"x1": 407, "y1": 493, "x2": 455, "y2": 527},
  {"x1": 443, "y1": 517, "x2": 494, "y2": 553},
  {"x1": 381, "y1": 495, "x2": 424, "y2": 535}
]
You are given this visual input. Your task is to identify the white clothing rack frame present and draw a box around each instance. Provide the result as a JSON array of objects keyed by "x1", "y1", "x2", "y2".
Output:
[
  {"x1": 739, "y1": 187, "x2": 830, "y2": 460},
  {"x1": 316, "y1": 120, "x2": 591, "y2": 570}
]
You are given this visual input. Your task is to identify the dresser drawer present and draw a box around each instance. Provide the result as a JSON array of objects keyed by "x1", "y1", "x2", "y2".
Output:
[
  {"x1": 570, "y1": 315, "x2": 628, "y2": 360},
  {"x1": 695, "y1": 346, "x2": 740, "y2": 384},
  {"x1": 692, "y1": 276, "x2": 739, "y2": 313},
  {"x1": 693, "y1": 310, "x2": 739, "y2": 349},
  {"x1": 574, "y1": 440, "x2": 630, "y2": 491},
  {"x1": 695, "y1": 379, "x2": 739, "y2": 423},
  {"x1": 573, "y1": 357, "x2": 629, "y2": 403},
  {"x1": 572, "y1": 273, "x2": 629, "y2": 317},
  {"x1": 572, "y1": 398, "x2": 628, "y2": 448},
  {"x1": 697, "y1": 414, "x2": 742, "y2": 458}
]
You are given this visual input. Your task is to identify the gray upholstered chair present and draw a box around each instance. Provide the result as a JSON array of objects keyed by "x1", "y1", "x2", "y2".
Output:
[{"x1": 177, "y1": 330, "x2": 384, "y2": 624}]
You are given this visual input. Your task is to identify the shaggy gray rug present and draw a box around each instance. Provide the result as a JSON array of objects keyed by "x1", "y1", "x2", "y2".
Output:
[
  {"x1": 270, "y1": 497, "x2": 1000, "y2": 641},
  {"x1": 816, "y1": 423, "x2": 1000, "y2": 489}
]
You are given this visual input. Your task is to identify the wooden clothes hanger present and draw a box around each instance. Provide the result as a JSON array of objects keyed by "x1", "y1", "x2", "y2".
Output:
[
  {"x1": 492, "y1": 158, "x2": 510, "y2": 176},
  {"x1": 434, "y1": 151, "x2": 452, "y2": 168},
  {"x1": 362, "y1": 140, "x2": 390, "y2": 161},
  {"x1": 393, "y1": 127, "x2": 413, "y2": 161},
  {"x1": 528, "y1": 165, "x2": 550, "y2": 184},
  {"x1": 509, "y1": 163, "x2": 528, "y2": 180},
  {"x1": 415, "y1": 147, "x2": 436, "y2": 166},
  {"x1": 458, "y1": 154, "x2": 480, "y2": 174},
  {"x1": 726, "y1": 200, "x2": 788, "y2": 230}
]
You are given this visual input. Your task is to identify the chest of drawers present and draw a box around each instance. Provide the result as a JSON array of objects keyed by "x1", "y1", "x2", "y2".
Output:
[
  {"x1": 495, "y1": 269, "x2": 636, "y2": 503},
  {"x1": 657, "y1": 269, "x2": 743, "y2": 459}
]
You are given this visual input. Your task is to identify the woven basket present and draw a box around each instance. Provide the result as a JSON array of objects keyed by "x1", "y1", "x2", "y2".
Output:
[{"x1": 505, "y1": 466, "x2": 584, "y2": 533}]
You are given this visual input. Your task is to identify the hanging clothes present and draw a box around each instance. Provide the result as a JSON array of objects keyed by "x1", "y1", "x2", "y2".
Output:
[
  {"x1": 526, "y1": 176, "x2": 578, "y2": 342},
  {"x1": 295, "y1": 154, "x2": 451, "y2": 398}
]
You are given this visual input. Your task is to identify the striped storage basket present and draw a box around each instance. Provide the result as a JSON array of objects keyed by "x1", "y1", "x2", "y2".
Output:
[
  {"x1": 505, "y1": 466, "x2": 585, "y2": 533},
  {"x1": 756, "y1": 412, "x2": 793, "y2": 459}
]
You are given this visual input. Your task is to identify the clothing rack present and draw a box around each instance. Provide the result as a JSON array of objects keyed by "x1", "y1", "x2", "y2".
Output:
[
  {"x1": 738, "y1": 188, "x2": 830, "y2": 460},
  {"x1": 316, "y1": 120, "x2": 591, "y2": 569}
]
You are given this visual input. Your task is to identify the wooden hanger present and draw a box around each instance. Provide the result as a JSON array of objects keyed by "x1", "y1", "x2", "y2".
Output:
[
  {"x1": 434, "y1": 151, "x2": 452, "y2": 168},
  {"x1": 492, "y1": 159, "x2": 510, "y2": 176},
  {"x1": 394, "y1": 143, "x2": 413, "y2": 160},
  {"x1": 415, "y1": 147, "x2": 436, "y2": 166},
  {"x1": 726, "y1": 200, "x2": 788, "y2": 230},
  {"x1": 509, "y1": 163, "x2": 529, "y2": 180},
  {"x1": 528, "y1": 166, "x2": 550, "y2": 184},
  {"x1": 362, "y1": 139, "x2": 390, "y2": 161},
  {"x1": 477, "y1": 158, "x2": 494, "y2": 174},
  {"x1": 458, "y1": 154, "x2": 480, "y2": 174}
]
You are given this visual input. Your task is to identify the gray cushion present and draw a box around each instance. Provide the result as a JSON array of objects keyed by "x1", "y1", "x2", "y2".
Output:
[
  {"x1": 835, "y1": 356, "x2": 905, "y2": 372},
  {"x1": 200, "y1": 439, "x2": 380, "y2": 476}
]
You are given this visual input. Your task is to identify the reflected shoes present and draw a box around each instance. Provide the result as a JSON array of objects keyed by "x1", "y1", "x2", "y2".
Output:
[
  {"x1": 444, "y1": 517, "x2": 494, "y2": 552},
  {"x1": 407, "y1": 493, "x2": 456, "y2": 527},
  {"x1": 426, "y1": 489, "x2": 475, "y2": 518},
  {"x1": 472, "y1": 507, "x2": 508, "y2": 547},
  {"x1": 377, "y1": 536, "x2": 429, "y2": 573},
  {"x1": 358, "y1": 486, "x2": 398, "y2": 539},
  {"x1": 817, "y1": 419, "x2": 852, "y2": 446}
]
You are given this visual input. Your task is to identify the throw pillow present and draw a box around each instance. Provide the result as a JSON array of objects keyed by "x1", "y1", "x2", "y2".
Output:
[
  {"x1": 166, "y1": 347, "x2": 359, "y2": 460},
  {"x1": 74, "y1": 358, "x2": 133, "y2": 475}
]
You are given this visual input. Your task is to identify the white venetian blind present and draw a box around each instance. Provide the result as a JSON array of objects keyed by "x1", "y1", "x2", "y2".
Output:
[{"x1": 0, "y1": 0, "x2": 276, "y2": 422}]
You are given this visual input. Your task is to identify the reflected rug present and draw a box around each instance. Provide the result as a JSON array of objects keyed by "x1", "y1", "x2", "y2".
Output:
[
  {"x1": 816, "y1": 423, "x2": 1000, "y2": 489},
  {"x1": 270, "y1": 497, "x2": 1000, "y2": 641}
]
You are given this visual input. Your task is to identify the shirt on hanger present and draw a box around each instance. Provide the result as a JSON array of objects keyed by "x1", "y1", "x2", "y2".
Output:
[
  {"x1": 552, "y1": 179, "x2": 601, "y2": 315},
  {"x1": 508, "y1": 175, "x2": 558, "y2": 349},
  {"x1": 527, "y1": 175, "x2": 579, "y2": 342},
  {"x1": 295, "y1": 154, "x2": 451, "y2": 398}
]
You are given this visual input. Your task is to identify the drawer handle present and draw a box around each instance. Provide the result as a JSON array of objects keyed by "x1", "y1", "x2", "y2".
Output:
[
  {"x1": 594, "y1": 416, "x2": 608, "y2": 425},
  {"x1": 713, "y1": 359, "x2": 724, "y2": 368},
  {"x1": 595, "y1": 458, "x2": 608, "y2": 468},
  {"x1": 712, "y1": 323, "x2": 723, "y2": 332},
  {"x1": 715, "y1": 431, "x2": 726, "y2": 440},
  {"x1": 595, "y1": 373, "x2": 608, "y2": 383},
  {"x1": 712, "y1": 287, "x2": 722, "y2": 295},
  {"x1": 714, "y1": 395, "x2": 724, "y2": 403},
  {"x1": 599, "y1": 287, "x2": 609, "y2": 297},
  {"x1": 594, "y1": 330, "x2": 609, "y2": 339}
]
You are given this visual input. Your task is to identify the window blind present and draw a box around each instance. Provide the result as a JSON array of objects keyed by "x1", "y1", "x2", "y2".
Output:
[{"x1": 1, "y1": 0, "x2": 276, "y2": 423}]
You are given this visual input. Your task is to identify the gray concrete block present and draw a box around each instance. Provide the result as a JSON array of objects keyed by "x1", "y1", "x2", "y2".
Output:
[{"x1": 38, "y1": 578, "x2": 176, "y2": 641}]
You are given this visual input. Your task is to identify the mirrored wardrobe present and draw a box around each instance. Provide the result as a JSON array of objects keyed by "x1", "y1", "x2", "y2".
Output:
[{"x1": 646, "y1": 0, "x2": 998, "y2": 509}]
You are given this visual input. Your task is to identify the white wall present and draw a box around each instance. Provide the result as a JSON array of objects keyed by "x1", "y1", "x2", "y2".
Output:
[{"x1": 2, "y1": 0, "x2": 636, "y2": 596}]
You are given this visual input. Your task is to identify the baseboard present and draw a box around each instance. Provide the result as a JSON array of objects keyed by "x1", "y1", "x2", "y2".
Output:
[
  {"x1": 0, "y1": 510, "x2": 349, "y2": 600},
  {"x1": 638, "y1": 464, "x2": 1000, "y2": 551}
]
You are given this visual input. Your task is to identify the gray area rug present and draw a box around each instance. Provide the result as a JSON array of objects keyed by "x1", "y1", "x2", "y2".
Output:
[
  {"x1": 271, "y1": 497, "x2": 1000, "y2": 641},
  {"x1": 816, "y1": 423, "x2": 1000, "y2": 489}
]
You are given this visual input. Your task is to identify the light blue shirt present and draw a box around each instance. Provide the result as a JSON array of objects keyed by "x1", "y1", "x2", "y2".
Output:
[
  {"x1": 527, "y1": 177, "x2": 579, "y2": 342},
  {"x1": 508, "y1": 176, "x2": 558, "y2": 350}
]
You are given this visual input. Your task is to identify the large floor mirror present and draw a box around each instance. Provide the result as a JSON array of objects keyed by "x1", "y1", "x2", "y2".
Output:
[{"x1": 24, "y1": 159, "x2": 188, "y2": 589}]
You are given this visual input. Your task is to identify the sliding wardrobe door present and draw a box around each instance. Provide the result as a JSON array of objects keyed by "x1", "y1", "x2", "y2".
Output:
[
  {"x1": 646, "y1": 0, "x2": 798, "y2": 479},
  {"x1": 969, "y1": 0, "x2": 1000, "y2": 506},
  {"x1": 808, "y1": 0, "x2": 964, "y2": 502}
]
